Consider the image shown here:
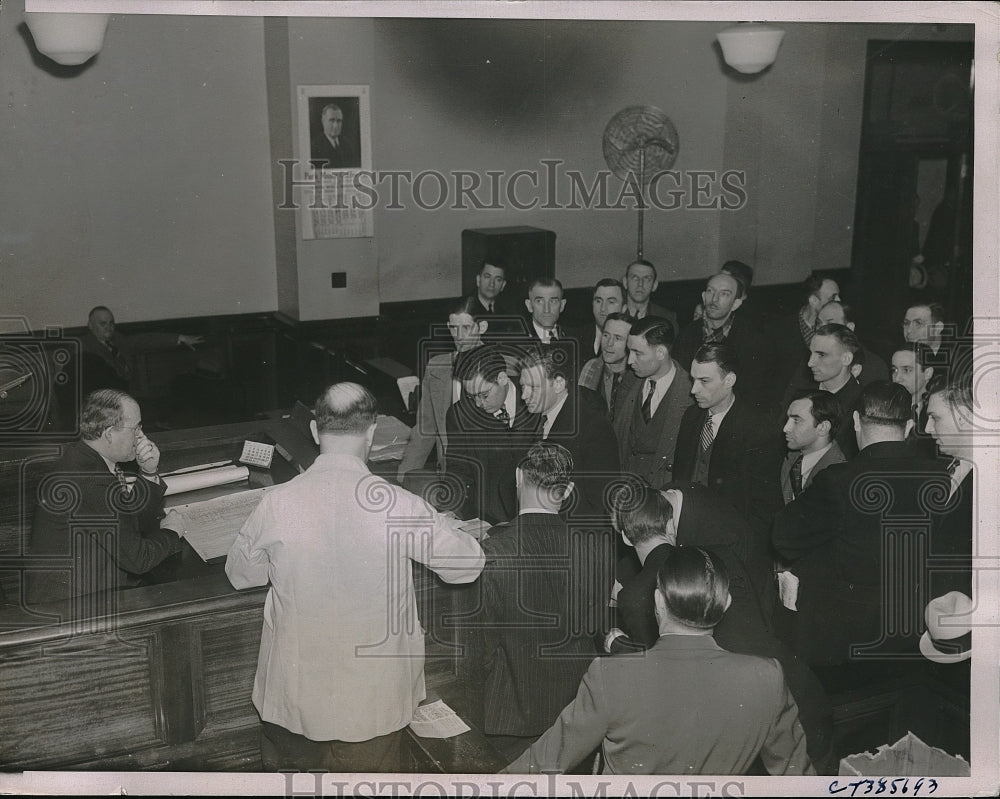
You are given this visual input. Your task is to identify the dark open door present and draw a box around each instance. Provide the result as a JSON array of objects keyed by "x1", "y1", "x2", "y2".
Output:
[{"x1": 850, "y1": 40, "x2": 973, "y2": 354}]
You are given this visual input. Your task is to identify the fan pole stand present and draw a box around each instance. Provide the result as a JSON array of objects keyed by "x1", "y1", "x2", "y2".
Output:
[{"x1": 636, "y1": 148, "x2": 647, "y2": 260}]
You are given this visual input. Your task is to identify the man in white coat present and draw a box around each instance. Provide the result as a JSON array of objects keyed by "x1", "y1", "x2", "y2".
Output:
[{"x1": 226, "y1": 382, "x2": 485, "y2": 771}]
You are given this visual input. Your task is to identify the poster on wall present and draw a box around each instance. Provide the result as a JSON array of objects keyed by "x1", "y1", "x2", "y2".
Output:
[{"x1": 297, "y1": 84, "x2": 373, "y2": 239}]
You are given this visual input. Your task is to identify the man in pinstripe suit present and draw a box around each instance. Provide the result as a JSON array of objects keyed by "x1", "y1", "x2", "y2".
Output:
[{"x1": 457, "y1": 442, "x2": 606, "y2": 761}]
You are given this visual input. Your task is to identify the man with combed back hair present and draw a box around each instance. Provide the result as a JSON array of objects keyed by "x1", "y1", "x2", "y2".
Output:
[
  {"x1": 505, "y1": 545, "x2": 814, "y2": 776},
  {"x1": 458, "y1": 441, "x2": 607, "y2": 762},
  {"x1": 28, "y1": 388, "x2": 184, "y2": 609},
  {"x1": 773, "y1": 381, "x2": 951, "y2": 676},
  {"x1": 226, "y1": 382, "x2": 485, "y2": 772}
]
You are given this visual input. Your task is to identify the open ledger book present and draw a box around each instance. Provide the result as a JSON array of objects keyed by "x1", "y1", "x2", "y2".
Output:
[{"x1": 173, "y1": 486, "x2": 276, "y2": 561}]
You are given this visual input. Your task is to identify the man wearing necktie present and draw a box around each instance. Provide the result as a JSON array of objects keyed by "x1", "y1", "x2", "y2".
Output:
[
  {"x1": 518, "y1": 347, "x2": 619, "y2": 524},
  {"x1": 310, "y1": 101, "x2": 361, "y2": 170},
  {"x1": 672, "y1": 343, "x2": 784, "y2": 617},
  {"x1": 579, "y1": 311, "x2": 636, "y2": 424},
  {"x1": 611, "y1": 316, "x2": 692, "y2": 490},
  {"x1": 772, "y1": 381, "x2": 957, "y2": 678},
  {"x1": 778, "y1": 390, "x2": 846, "y2": 505},
  {"x1": 398, "y1": 296, "x2": 489, "y2": 482},
  {"x1": 26, "y1": 388, "x2": 185, "y2": 609},
  {"x1": 524, "y1": 277, "x2": 568, "y2": 345},
  {"x1": 923, "y1": 369, "x2": 975, "y2": 599},
  {"x1": 445, "y1": 347, "x2": 539, "y2": 524}
]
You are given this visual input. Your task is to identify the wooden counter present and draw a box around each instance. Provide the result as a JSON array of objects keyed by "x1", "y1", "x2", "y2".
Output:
[{"x1": 0, "y1": 418, "x2": 504, "y2": 773}]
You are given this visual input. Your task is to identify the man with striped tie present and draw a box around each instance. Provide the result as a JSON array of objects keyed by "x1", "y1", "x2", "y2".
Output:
[
  {"x1": 672, "y1": 343, "x2": 784, "y2": 617},
  {"x1": 26, "y1": 388, "x2": 184, "y2": 609}
]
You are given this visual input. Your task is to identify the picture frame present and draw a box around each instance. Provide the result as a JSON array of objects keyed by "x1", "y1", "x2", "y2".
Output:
[{"x1": 296, "y1": 84, "x2": 373, "y2": 238}]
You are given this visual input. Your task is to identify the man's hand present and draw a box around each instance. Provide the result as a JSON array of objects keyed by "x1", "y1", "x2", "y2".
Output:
[
  {"x1": 161, "y1": 508, "x2": 187, "y2": 538},
  {"x1": 135, "y1": 431, "x2": 161, "y2": 475},
  {"x1": 178, "y1": 334, "x2": 205, "y2": 350}
]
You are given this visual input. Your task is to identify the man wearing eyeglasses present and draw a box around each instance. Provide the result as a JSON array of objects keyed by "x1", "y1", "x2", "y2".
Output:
[
  {"x1": 445, "y1": 347, "x2": 541, "y2": 524},
  {"x1": 26, "y1": 388, "x2": 184, "y2": 609}
]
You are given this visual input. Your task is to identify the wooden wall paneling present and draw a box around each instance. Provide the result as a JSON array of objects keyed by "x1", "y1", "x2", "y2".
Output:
[{"x1": 0, "y1": 633, "x2": 163, "y2": 769}]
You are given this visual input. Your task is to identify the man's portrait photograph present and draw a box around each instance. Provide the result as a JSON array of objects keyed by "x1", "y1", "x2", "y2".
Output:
[{"x1": 309, "y1": 95, "x2": 362, "y2": 170}]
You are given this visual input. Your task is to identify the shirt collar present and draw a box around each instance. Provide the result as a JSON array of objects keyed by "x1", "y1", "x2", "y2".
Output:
[
  {"x1": 518, "y1": 507, "x2": 560, "y2": 516},
  {"x1": 542, "y1": 393, "x2": 569, "y2": 437},
  {"x1": 800, "y1": 442, "x2": 833, "y2": 477}
]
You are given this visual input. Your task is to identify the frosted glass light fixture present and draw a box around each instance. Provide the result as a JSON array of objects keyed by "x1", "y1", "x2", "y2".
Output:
[
  {"x1": 23, "y1": 12, "x2": 110, "y2": 66},
  {"x1": 716, "y1": 23, "x2": 785, "y2": 74}
]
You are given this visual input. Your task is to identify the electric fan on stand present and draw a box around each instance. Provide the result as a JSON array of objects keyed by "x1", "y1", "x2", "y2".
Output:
[{"x1": 602, "y1": 105, "x2": 680, "y2": 260}]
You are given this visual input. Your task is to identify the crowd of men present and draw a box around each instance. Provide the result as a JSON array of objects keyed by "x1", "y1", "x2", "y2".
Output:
[
  {"x1": 21, "y1": 256, "x2": 975, "y2": 777},
  {"x1": 388, "y1": 257, "x2": 974, "y2": 774}
]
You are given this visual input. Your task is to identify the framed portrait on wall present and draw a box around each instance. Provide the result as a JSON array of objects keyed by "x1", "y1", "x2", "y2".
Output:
[{"x1": 297, "y1": 84, "x2": 373, "y2": 239}]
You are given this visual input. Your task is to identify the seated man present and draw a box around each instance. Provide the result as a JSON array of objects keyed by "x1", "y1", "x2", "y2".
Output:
[
  {"x1": 27, "y1": 389, "x2": 184, "y2": 608},
  {"x1": 458, "y1": 442, "x2": 604, "y2": 761},
  {"x1": 505, "y1": 545, "x2": 815, "y2": 775},
  {"x1": 397, "y1": 296, "x2": 489, "y2": 481},
  {"x1": 80, "y1": 305, "x2": 205, "y2": 395},
  {"x1": 445, "y1": 346, "x2": 539, "y2": 524}
]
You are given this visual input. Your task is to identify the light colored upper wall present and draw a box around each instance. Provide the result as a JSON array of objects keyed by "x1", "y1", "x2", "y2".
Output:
[
  {"x1": 0, "y1": 9, "x2": 975, "y2": 328},
  {"x1": 370, "y1": 19, "x2": 731, "y2": 304},
  {"x1": 0, "y1": 3, "x2": 276, "y2": 331}
]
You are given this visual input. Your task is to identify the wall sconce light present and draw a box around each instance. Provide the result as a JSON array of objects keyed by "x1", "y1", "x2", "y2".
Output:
[
  {"x1": 23, "y1": 11, "x2": 110, "y2": 66},
  {"x1": 716, "y1": 22, "x2": 785, "y2": 74}
]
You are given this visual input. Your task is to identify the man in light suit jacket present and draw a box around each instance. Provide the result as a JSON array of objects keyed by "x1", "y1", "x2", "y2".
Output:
[
  {"x1": 505, "y1": 545, "x2": 814, "y2": 776},
  {"x1": 779, "y1": 389, "x2": 847, "y2": 504},
  {"x1": 672, "y1": 343, "x2": 784, "y2": 619},
  {"x1": 397, "y1": 296, "x2": 489, "y2": 481},
  {"x1": 613, "y1": 315, "x2": 692, "y2": 489}
]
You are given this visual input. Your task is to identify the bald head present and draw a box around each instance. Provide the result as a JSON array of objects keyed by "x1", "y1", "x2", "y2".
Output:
[
  {"x1": 314, "y1": 382, "x2": 377, "y2": 436},
  {"x1": 88, "y1": 306, "x2": 116, "y2": 343}
]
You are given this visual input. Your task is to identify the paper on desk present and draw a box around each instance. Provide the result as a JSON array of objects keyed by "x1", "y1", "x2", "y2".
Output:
[
  {"x1": 163, "y1": 464, "x2": 250, "y2": 496},
  {"x1": 369, "y1": 414, "x2": 412, "y2": 461},
  {"x1": 173, "y1": 485, "x2": 276, "y2": 561},
  {"x1": 408, "y1": 700, "x2": 470, "y2": 739}
]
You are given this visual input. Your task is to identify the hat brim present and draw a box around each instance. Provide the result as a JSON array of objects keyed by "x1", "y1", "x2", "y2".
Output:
[{"x1": 919, "y1": 630, "x2": 971, "y2": 664}]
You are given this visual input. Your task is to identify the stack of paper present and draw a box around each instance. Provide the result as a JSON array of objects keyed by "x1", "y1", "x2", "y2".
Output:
[{"x1": 369, "y1": 413, "x2": 412, "y2": 461}]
